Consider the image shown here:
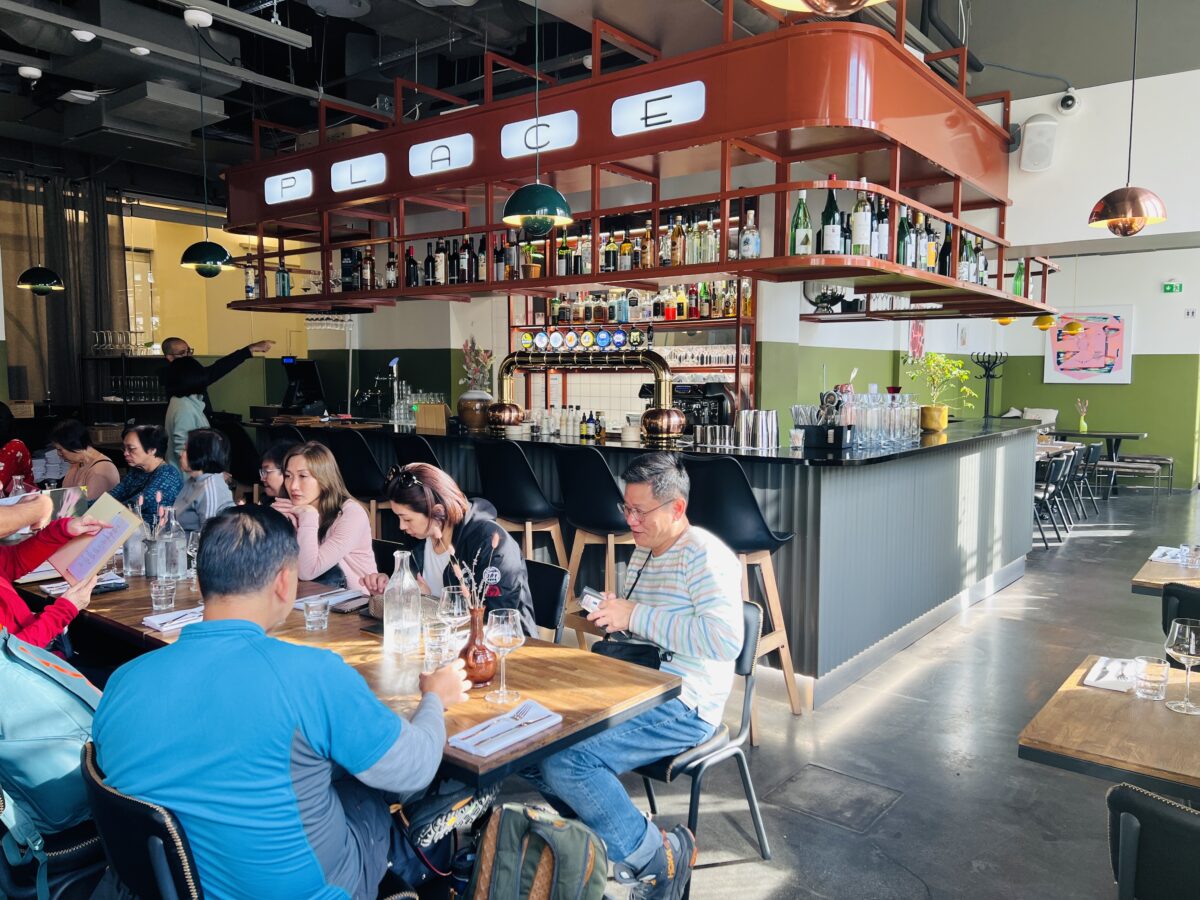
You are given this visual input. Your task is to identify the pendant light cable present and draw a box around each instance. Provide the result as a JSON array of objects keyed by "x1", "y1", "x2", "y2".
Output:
[
  {"x1": 196, "y1": 28, "x2": 210, "y2": 241},
  {"x1": 533, "y1": 0, "x2": 541, "y2": 184},
  {"x1": 1125, "y1": 0, "x2": 1138, "y2": 187}
]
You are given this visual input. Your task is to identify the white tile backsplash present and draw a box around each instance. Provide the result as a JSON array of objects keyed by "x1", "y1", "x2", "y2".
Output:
[{"x1": 514, "y1": 371, "x2": 646, "y2": 422}]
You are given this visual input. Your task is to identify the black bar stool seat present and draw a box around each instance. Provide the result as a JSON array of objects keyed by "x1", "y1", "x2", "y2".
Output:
[
  {"x1": 476, "y1": 439, "x2": 567, "y2": 568},
  {"x1": 681, "y1": 454, "x2": 805, "y2": 735},
  {"x1": 310, "y1": 428, "x2": 389, "y2": 537},
  {"x1": 391, "y1": 432, "x2": 441, "y2": 469}
]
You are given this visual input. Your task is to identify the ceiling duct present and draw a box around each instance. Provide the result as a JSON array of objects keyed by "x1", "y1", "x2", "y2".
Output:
[{"x1": 63, "y1": 81, "x2": 227, "y2": 153}]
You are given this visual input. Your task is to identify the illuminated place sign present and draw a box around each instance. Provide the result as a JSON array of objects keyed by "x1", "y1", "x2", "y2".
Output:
[
  {"x1": 264, "y1": 169, "x2": 314, "y2": 205},
  {"x1": 408, "y1": 133, "x2": 474, "y2": 177},
  {"x1": 331, "y1": 152, "x2": 387, "y2": 193},
  {"x1": 611, "y1": 81, "x2": 706, "y2": 137},
  {"x1": 500, "y1": 110, "x2": 579, "y2": 160}
]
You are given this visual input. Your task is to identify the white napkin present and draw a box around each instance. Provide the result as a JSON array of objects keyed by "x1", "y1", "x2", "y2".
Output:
[
  {"x1": 1084, "y1": 656, "x2": 1135, "y2": 693},
  {"x1": 448, "y1": 700, "x2": 562, "y2": 758},
  {"x1": 41, "y1": 572, "x2": 126, "y2": 597},
  {"x1": 1150, "y1": 546, "x2": 1183, "y2": 563},
  {"x1": 293, "y1": 588, "x2": 366, "y2": 610},
  {"x1": 142, "y1": 607, "x2": 204, "y2": 632}
]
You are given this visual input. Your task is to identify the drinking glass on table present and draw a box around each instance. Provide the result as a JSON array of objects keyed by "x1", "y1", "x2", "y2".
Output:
[
  {"x1": 422, "y1": 621, "x2": 454, "y2": 674},
  {"x1": 150, "y1": 578, "x2": 176, "y2": 612},
  {"x1": 438, "y1": 587, "x2": 470, "y2": 637},
  {"x1": 1134, "y1": 656, "x2": 1170, "y2": 701},
  {"x1": 302, "y1": 597, "x2": 330, "y2": 631},
  {"x1": 1190, "y1": 546, "x2": 1200, "y2": 570},
  {"x1": 483, "y1": 608, "x2": 525, "y2": 705},
  {"x1": 186, "y1": 532, "x2": 201, "y2": 591},
  {"x1": 1164, "y1": 618, "x2": 1200, "y2": 715}
]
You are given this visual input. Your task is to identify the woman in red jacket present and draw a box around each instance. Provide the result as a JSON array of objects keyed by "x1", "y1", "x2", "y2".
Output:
[{"x1": 0, "y1": 493, "x2": 104, "y2": 649}]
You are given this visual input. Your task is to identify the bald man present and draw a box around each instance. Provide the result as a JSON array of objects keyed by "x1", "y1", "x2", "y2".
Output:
[{"x1": 159, "y1": 336, "x2": 274, "y2": 414}]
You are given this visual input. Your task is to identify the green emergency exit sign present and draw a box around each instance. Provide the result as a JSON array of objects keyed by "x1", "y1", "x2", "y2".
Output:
[{"x1": 1163, "y1": 280, "x2": 1184, "y2": 293}]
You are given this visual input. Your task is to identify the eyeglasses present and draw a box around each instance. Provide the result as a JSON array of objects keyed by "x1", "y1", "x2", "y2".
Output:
[
  {"x1": 617, "y1": 501, "x2": 668, "y2": 522},
  {"x1": 259, "y1": 467, "x2": 279, "y2": 478}
]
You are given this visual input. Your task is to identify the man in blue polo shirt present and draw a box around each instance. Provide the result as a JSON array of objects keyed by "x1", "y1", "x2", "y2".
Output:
[{"x1": 92, "y1": 504, "x2": 471, "y2": 899}]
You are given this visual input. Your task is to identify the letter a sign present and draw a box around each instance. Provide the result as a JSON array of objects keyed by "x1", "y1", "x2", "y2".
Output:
[{"x1": 408, "y1": 134, "x2": 474, "y2": 177}]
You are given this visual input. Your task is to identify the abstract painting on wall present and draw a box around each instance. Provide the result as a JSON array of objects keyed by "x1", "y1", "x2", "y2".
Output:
[{"x1": 1043, "y1": 306, "x2": 1133, "y2": 384}]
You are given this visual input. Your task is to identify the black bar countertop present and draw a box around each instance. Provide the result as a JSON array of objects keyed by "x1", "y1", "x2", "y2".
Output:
[{"x1": 250, "y1": 417, "x2": 1041, "y2": 468}]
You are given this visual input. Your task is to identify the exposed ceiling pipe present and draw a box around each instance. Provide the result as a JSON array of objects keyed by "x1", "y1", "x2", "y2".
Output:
[{"x1": 920, "y1": 0, "x2": 983, "y2": 72}]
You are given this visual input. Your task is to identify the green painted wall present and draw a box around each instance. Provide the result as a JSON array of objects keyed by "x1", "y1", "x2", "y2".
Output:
[
  {"x1": 756, "y1": 342, "x2": 897, "y2": 423},
  {"x1": 205, "y1": 356, "x2": 270, "y2": 420},
  {"x1": 1001, "y1": 354, "x2": 1200, "y2": 488}
]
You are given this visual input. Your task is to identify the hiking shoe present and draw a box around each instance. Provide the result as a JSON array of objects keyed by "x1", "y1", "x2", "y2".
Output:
[{"x1": 622, "y1": 826, "x2": 697, "y2": 900}]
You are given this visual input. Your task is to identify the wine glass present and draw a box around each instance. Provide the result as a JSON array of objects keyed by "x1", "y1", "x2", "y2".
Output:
[
  {"x1": 438, "y1": 586, "x2": 470, "y2": 637},
  {"x1": 483, "y1": 609, "x2": 524, "y2": 705},
  {"x1": 186, "y1": 532, "x2": 201, "y2": 591},
  {"x1": 1165, "y1": 618, "x2": 1200, "y2": 715}
]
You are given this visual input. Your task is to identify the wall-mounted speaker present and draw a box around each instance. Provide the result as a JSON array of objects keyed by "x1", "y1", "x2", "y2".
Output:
[{"x1": 1019, "y1": 114, "x2": 1059, "y2": 173}]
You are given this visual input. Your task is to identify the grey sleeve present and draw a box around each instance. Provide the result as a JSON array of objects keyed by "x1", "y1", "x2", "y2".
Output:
[{"x1": 354, "y1": 693, "x2": 446, "y2": 797}]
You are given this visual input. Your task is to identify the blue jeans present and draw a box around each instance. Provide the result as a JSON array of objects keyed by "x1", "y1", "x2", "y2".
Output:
[{"x1": 524, "y1": 699, "x2": 713, "y2": 865}]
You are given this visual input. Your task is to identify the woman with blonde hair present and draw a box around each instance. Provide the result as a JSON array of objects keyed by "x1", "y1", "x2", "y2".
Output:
[{"x1": 271, "y1": 441, "x2": 374, "y2": 591}]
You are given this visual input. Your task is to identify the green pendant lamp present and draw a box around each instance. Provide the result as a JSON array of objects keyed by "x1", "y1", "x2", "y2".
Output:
[
  {"x1": 501, "y1": 0, "x2": 571, "y2": 239},
  {"x1": 18, "y1": 181, "x2": 64, "y2": 296},
  {"x1": 180, "y1": 22, "x2": 233, "y2": 278}
]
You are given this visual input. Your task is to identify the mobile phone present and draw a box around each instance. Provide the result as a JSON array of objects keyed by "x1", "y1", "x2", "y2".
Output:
[{"x1": 579, "y1": 587, "x2": 605, "y2": 613}]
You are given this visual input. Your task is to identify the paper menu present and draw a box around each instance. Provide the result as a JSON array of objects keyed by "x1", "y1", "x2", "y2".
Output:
[{"x1": 47, "y1": 493, "x2": 141, "y2": 586}]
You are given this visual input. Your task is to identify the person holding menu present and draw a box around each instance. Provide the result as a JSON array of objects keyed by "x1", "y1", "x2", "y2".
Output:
[{"x1": 0, "y1": 494, "x2": 105, "y2": 650}]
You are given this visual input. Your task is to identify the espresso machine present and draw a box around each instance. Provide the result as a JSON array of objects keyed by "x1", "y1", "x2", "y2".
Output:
[{"x1": 639, "y1": 382, "x2": 734, "y2": 435}]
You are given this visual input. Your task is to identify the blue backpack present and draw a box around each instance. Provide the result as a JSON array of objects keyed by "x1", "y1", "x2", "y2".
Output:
[{"x1": 0, "y1": 629, "x2": 101, "y2": 900}]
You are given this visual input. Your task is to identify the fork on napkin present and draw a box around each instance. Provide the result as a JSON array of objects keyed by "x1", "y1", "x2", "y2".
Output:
[
  {"x1": 448, "y1": 700, "x2": 562, "y2": 758},
  {"x1": 142, "y1": 607, "x2": 204, "y2": 633},
  {"x1": 1084, "y1": 656, "x2": 1134, "y2": 693}
]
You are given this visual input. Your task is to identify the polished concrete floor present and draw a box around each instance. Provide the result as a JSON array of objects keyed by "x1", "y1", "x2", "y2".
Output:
[{"x1": 591, "y1": 488, "x2": 1196, "y2": 900}]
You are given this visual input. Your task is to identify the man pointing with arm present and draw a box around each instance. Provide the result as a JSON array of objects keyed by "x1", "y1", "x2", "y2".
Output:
[{"x1": 160, "y1": 336, "x2": 275, "y2": 415}]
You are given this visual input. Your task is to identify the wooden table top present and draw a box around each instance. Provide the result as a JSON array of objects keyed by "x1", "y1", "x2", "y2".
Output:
[
  {"x1": 1018, "y1": 655, "x2": 1200, "y2": 797},
  {"x1": 42, "y1": 577, "x2": 680, "y2": 785},
  {"x1": 1131, "y1": 558, "x2": 1200, "y2": 596}
]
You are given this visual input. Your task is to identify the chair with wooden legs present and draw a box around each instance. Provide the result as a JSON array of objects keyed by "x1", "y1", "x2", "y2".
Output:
[
  {"x1": 681, "y1": 454, "x2": 805, "y2": 743},
  {"x1": 553, "y1": 445, "x2": 635, "y2": 647},
  {"x1": 475, "y1": 439, "x2": 568, "y2": 568}
]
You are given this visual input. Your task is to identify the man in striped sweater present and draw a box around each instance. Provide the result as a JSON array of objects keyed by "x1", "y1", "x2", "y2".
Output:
[{"x1": 526, "y1": 453, "x2": 743, "y2": 900}]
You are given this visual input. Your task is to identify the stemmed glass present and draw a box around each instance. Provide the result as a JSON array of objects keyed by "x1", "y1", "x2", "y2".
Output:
[
  {"x1": 483, "y1": 609, "x2": 525, "y2": 705},
  {"x1": 438, "y1": 586, "x2": 470, "y2": 637},
  {"x1": 1165, "y1": 618, "x2": 1200, "y2": 715},
  {"x1": 186, "y1": 532, "x2": 201, "y2": 591}
]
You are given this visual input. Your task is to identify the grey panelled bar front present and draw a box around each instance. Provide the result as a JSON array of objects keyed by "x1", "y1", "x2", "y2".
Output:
[{"x1": 253, "y1": 419, "x2": 1037, "y2": 705}]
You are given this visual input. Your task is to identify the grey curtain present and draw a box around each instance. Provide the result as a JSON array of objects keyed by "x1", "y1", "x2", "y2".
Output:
[{"x1": 1, "y1": 173, "x2": 128, "y2": 404}]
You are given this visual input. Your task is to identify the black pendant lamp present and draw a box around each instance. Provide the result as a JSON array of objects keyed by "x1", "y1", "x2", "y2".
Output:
[
  {"x1": 180, "y1": 23, "x2": 233, "y2": 277},
  {"x1": 18, "y1": 182, "x2": 64, "y2": 296},
  {"x1": 501, "y1": 0, "x2": 572, "y2": 239},
  {"x1": 1088, "y1": 0, "x2": 1166, "y2": 237}
]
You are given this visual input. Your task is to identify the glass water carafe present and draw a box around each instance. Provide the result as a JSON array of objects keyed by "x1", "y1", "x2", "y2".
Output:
[
  {"x1": 124, "y1": 512, "x2": 147, "y2": 577},
  {"x1": 383, "y1": 550, "x2": 422, "y2": 653},
  {"x1": 158, "y1": 507, "x2": 189, "y2": 581}
]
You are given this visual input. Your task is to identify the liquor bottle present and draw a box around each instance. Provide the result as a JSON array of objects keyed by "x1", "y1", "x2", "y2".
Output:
[
  {"x1": 641, "y1": 219, "x2": 654, "y2": 269},
  {"x1": 925, "y1": 218, "x2": 938, "y2": 273},
  {"x1": 579, "y1": 411, "x2": 589, "y2": 439},
  {"x1": 702, "y1": 208, "x2": 719, "y2": 264},
  {"x1": 875, "y1": 198, "x2": 890, "y2": 260},
  {"x1": 851, "y1": 180, "x2": 872, "y2": 255},
  {"x1": 402, "y1": 248, "x2": 417, "y2": 288},
  {"x1": 699, "y1": 282, "x2": 712, "y2": 318},
  {"x1": 723, "y1": 285, "x2": 736, "y2": 318},
  {"x1": 341, "y1": 250, "x2": 355, "y2": 291},
  {"x1": 895, "y1": 208, "x2": 910, "y2": 266},
  {"x1": 820, "y1": 184, "x2": 841, "y2": 254},
  {"x1": 687, "y1": 284, "x2": 699, "y2": 319},
  {"x1": 475, "y1": 236, "x2": 486, "y2": 282},
  {"x1": 913, "y1": 213, "x2": 928, "y2": 272},
  {"x1": 386, "y1": 249, "x2": 398, "y2": 288},
  {"x1": 670, "y1": 215, "x2": 686, "y2": 266},
  {"x1": 447, "y1": 240, "x2": 460, "y2": 285},
  {"x1": 659, "y1": 221, "x2": 672, "y2": 267},
  {"x1": 275, "y1": 261, "x2": 291, "y2": 298},
  {"x1": 739, "y1": 209, "x2": 761, "y2": 259},
  {"x1": 632, "y1": 236, "x2": 643, "y2": 270},
  {"x1": 244, "y1": 266, "x2": 257, "y2": 299},
  {"x1": 937, "y1": 222, "x2": 953, "y2": 277},
  {"x1": 595, "y1": 411, "x2": 606, "y2": 441},
  {"x1": 674, "y1": 285, "x2": 687, "y2": 320},
  {"x1": 975, "y1": 238, "x2": 988, "y2": 286},
  {"x1": 492, "y1": 238, "x2": 505, "y2": 281},
  {"x1": 434, "y1": 239, "x2": 448, "y2": 285},
  {"x1": 685, "y1": 213, "x2": 700, "y2": 265},
  {"x1": 557, "y1": 230, "x2": 570, "y2": 277},
  {"x1": 740, "y1": 278, "x2": 753, "y2": 318},
  {"x1": 571, "y1": 293, "x2": 585, "y2": 324},
  {"x1": 619, "y1": 231, "x2": 633, "y2": 271},
  {"x1": 424, "y1": 242, "x2": 436, "y2": 285},
  {"x1": 628, "y1": 290, "x2": 642, "y2": 323},
  {"x1": 587, "y1": 411, "x2": 597, "y2": 438},
  {"x1": 580, "y1": 224, "x2": 593, "y2": 275},
  {"x1": 789, "y1": 190, "x2": 813, "y2": 256},
  {"x1": 459, "y1": 236, "x2": 473, "y2": 283},
  {"x1": 600, "y1": 231, "x2": 617, "y2": 273},
  {"x1": 651, "y1": 291, "x2": 664, "y2": 321},
  {"x1": 840, "y1": 212, "x2": 852, "y2": 255},
  {"x1": 504, "y1": 230, "x2": 520, "y2": 279},
  {"x1": 1012, "y1": 257, "x2": 1025, "y2": 296},
  {"x1": 362, "y1": 248, "x2": 376, "y2": 290},
  {"x1": 727, "y1": 201, "x2": 742, "y2": 261},
  {"x1": 959, "y1": 232, "x2": 974, "y2": 283}
]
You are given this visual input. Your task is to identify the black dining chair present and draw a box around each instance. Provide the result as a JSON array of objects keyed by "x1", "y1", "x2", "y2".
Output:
[
  {"x1": 1161, "y1": 583, "x2": 1200, "y2": 669},
  {"x1": 1107, "y1": 782, "x2": 1200, "y2": 900},
  {"x1": 475, "y1": 439, "x2": 567, "y2": 567},
  {"x1": 0, "y1": 815, "x2": 106, "y2": 900},
  {"x1": 211, "y1": 419, "x2": 263, "y2": 502},
  {"x1": 526, "y1": 559, "x2": 569, "y2": 643},
  {"x1": 80, "y1": 742, "x2": 204, "y2": 900},
  {"x1": 635, "y1": 601, "x2": 771, "y2": 862},
  {"x1": 392, "y1": 433, "x2": 441, "y2": 469},
  {"x1": 1034, "y1": 456, "x2": 1068, "y2": 545}
]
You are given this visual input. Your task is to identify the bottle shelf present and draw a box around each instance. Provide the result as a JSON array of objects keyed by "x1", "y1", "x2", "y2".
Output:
[{"x1": 509, "y1": 317, "x2": 751, "y2": 331}]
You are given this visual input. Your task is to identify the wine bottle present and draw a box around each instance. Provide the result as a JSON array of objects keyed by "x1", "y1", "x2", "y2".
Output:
[
  {"x1": 895, "y1": 207, "x2": 910, "y2": 266},
  {"x1": 975, "y1": 238, "x2": 988, "y2": 286},
  {"x1": 840, "y1": 212, "x2": 851, "y2": 255},
  {"x1": 875, "y1": 198, "x2": 889, "y2": 260},
  {"x1": 603, "y1": 231, "x2": 619, "y2": 273},
  {"x1": 403, "y1": 247, "x2": 418, "y2": 287},
  {"x1": 424, "y1": 242, "x2": 435, "y2": 285},
  {"x1": 850, "y1": 179, "x2": 872, "y2": 255},
  {"x1": 670, "y1": 215, "x2": 686, "y2": 266},
  {"x1": 925, "y1": 218, "x2": 938, "y2": 272},
  {"x1": 789, "y1": 190, "x2": 813, "y2": 256},
  {"x1": 1012, "y1": 257, "x2": 1025, "y2": 296},
  {"x1": 937, "y1": 222, "x2": 953, "y2": 277},
  {"x1": 386, "y1": 249, "x2": 398, "y2": 289},
  {"x1": 913, "y1": 213, "x2": 928, "y2": 272},
  {"x1": 820, "y1": 182, "x2": 841, "y2": 254},
  {"x1": 434, "y1": 238, "x2": 447, "y2": 285},
  {"x1": 447, "y1": 239, "x2": 460, "y2": 285},
  {"x1": 557, "y1": 230, "x2": 570, "y2": 277},
  {"x1": 619, "y1": 231, "x2": 633, "y2": 271}
]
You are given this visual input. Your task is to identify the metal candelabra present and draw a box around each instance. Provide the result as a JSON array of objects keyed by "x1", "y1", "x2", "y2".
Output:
[{"x1": 970, "y1": 351, "x2": 1009, "y2": 418}]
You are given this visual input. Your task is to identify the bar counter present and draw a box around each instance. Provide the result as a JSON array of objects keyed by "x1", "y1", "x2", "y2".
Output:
[{"x1": 252, "y1": 418, "x2": 1038, "y2": 706}]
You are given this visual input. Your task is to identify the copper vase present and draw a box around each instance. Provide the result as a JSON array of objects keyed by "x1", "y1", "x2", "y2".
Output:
[{"x1": 459, "y1": 606, "x2": 497, "y2": 687}]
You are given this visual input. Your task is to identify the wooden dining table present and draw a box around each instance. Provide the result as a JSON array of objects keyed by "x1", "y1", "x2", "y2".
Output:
[
  {"x1": 1052, "y1": 429, "x2": 1148, "y2": 495},
  {"x1": 26, "y1": 577, "x2": 681, "y2": 786},
  {"x1": 1018, "y1": 655, "x2": 1200, "y2": 804},
  {"x1": 1130, "y1": 557, "x2": 1200, "y2": 596}
]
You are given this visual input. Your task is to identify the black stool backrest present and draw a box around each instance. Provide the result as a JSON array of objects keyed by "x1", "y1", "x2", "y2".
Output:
[
  {"x1": 267, "y1": 425, "x2": 305, "y2": 446},
  {"x1": 527, "y1": 559, "x2": 569, "y2": 642},
  {"x1": 475, "y1": 440, "x2": 556, "y2": 522},
  {"x1": 1041, "y1": 456, "x2": 1067, "y2": 486},
  {"x1": 211, "y1": 420, "x2": 260, "y2": 489},
  {"x1": 392, "y1": 433, "x2": 441, "y2": 469},
  {"x1": 552, "y1": 445, "x2": 627, "y2": 533},
  {"x1": 1107, "y1": 783, "x2": 1200, "y2": 900},
  {"x1": 373, "y1": 538, "x2": 409, "y2": 576},
  {"x1": 80, "y1": 742, "x2": 204, "y2": 900},
  {"x1": 731, "y1": 601, "x2": 763, "y2": 746},
  {"x1": 1086, "y1": 443, "x2": 1103, "y2": 466},
  {"x1": 322, "y1": 430, "x2": 387, "y2": 499},
  {"x1": 681, "y1": 455, "x2": 783, "y2": 555},
  {"x1": 1064, "y1": 448, "x2": 1085, "y2": 483}
]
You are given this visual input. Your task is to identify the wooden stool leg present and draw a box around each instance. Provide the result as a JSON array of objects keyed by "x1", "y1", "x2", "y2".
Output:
[
  {"x1": 566, "y1": 534, "x2": 585, "y2": 600},
  {"x1": 755, "y1": 552, "x2": 804, "y2": 717},
  {"x1": 523, "y1": 521, "x2": 534, "y2": 559},
  {"x1": 369, "y1": 500, "x2": 379, "y2": 540},
  {"x1": 549, "y1": 522, "x2": 569, "y2": 570},
  {"x1": 738, "y1": 555, "x2": 760, "y2": 746},
  {"x1": 605, "y1": 534, "x2": 617, "y2": 595}
]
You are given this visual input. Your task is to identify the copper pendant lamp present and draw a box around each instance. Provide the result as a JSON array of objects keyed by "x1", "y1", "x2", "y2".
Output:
[
  {"x1": 760, "y1": 0, "x2": 888, "y2": 15},
  {"x1": 1088, "y1": 0, "x2": 1166, "y2": 236}
]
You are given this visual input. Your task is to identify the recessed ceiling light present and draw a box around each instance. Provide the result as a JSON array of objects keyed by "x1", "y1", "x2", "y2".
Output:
[
  {"x1": 70, "y1": 29, "x2": 96, "y2": 42},
  {"x1": 17, "y1": 66, "x2": 42, "y2": 81},
  {"x1": 183, "y1": 7, "x2": 213, "y2": 28},
  {"x1": 129, "y1": 46, "x2": 150, "y2": 56}
]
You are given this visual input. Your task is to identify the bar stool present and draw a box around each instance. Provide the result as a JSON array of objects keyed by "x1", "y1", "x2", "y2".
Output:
[
  {"x1": 553, "y1": 445, "x2": 635, "y2": 644},
  {"x1": 475, "y1": 439, "x2": 568, "y2": 568},
  {"x1": 212, "y1": 419, "x2": 263, "y2": 503},
  {"x1": 319, "y1": 428, "x2": 390, "y2": 537},
  {"x1": 681, "y1": 454, "x2": 805, "y2": 737},
  {"x1": 392, "y1": 432, "x2": 441, "y2": 469}
]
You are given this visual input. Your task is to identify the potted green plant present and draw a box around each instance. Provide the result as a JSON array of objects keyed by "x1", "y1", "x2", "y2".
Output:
[
  {"x1": 904, "y1": 352, "x2": 978, "y2": 433},
  {"x1": 457, "y1": 336, "x2": 495, "y2": 432}
]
